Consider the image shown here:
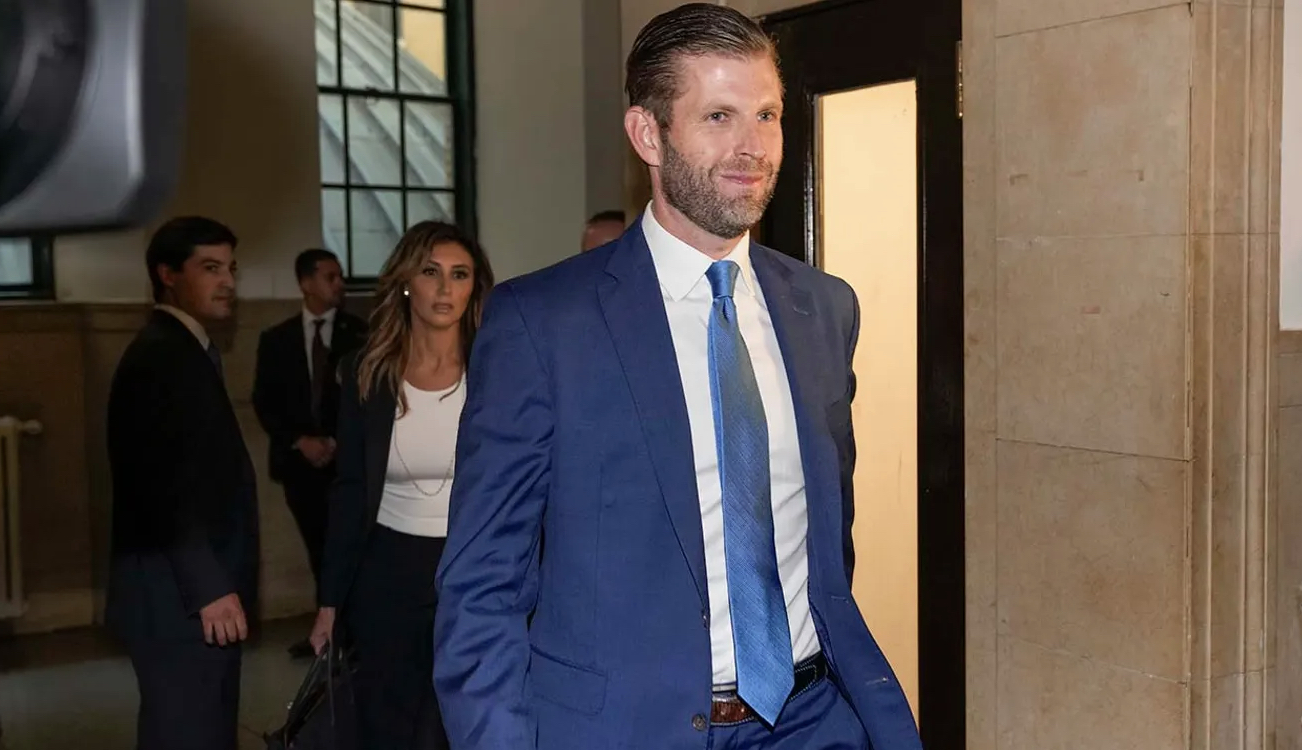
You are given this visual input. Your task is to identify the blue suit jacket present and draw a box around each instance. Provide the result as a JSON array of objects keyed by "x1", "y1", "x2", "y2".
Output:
[{"x1": 434, "y1": 223, "x2": 921, "y2": 750}]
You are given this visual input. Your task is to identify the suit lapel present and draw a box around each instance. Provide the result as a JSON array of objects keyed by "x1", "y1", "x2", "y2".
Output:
[
  {"x1": 598, "y1": 228, "x2": 708, "y2": 606},
  {"x1": 751, "y1": 247, "x2": 844, "y2": 588}
]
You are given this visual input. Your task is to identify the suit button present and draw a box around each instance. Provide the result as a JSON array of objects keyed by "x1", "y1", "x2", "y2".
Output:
[
  {"x1": 701, "y1": 609, "x2": 709, "y2": 629},
  {"x1": 692, "y1": 714, "x2": 708, "y2": 731}
]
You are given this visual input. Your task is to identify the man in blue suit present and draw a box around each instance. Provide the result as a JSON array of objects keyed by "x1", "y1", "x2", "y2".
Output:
[{"x1": 434, "y1": 4, "x2": 922, "y2": 749}]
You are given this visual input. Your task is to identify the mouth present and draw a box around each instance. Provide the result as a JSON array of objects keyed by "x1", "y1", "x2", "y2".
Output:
[
  {"x1": 432, "y1": 303, "x2": 453, "y2": 314},
  {"x1": 721, "y1": 172, "x2": 766, "y2": 186}
]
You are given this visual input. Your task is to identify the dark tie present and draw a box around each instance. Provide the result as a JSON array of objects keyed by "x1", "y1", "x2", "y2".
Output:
[
  {"x1": 310, "y1": 318, "x2": 330, "y2": 425},
  {"x1": 706, "y1": 260, "x2": 793, "y2": 725},
  {"x1": 205, "y1": 340, "x2": 224, "y2": 381}
]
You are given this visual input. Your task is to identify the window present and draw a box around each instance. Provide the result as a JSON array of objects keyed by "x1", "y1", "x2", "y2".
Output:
[
  {"x1": 0, "y1": 237, "x2": 54, "y2": 299},
  {"x1": 315, "y1": 0, "x2": 476, "y2": 280}
]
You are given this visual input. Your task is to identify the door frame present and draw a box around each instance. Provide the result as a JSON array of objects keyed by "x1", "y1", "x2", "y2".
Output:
[{"x1": 759, "y1": 1, "x2": 966, "y2": 748}]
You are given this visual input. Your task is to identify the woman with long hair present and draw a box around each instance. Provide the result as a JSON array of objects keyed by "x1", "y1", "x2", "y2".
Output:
[{"x1": 309, "y1": 221, "x2": 493, "y2": 749}]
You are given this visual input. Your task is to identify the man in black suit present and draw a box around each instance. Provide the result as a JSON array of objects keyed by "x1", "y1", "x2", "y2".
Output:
[
  {"x1": 252, "y1": 249, "x2": 366, "y2": 656},
  {"x1": 106, "y1": 216, "x2": 259, "y2": 750}
]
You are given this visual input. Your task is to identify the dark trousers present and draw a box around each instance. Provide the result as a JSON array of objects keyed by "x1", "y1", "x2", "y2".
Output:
[
  {"x1": 128, "y1": 639, "x2": 242, "y2": 750},
  {"x1": 284, "y1": 469, "x2": 332, "y2": 588},
  {"x1": 707, "y1": 678, "x2": 870, "y2": 750},
  {"x1": 346, "y1": 524, "x2": 448, "y2": 750}
]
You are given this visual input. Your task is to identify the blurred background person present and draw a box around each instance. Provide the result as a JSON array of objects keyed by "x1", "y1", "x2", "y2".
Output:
[
  {"x1": 581, "y1": 209, "x2": 626, "y2": 252},
  {"x1": 106, "y1": 216, "x2": 258, "y2": 750},
  {"x1": 253, "y1": 248, "x2": 367, "y2": 659}
]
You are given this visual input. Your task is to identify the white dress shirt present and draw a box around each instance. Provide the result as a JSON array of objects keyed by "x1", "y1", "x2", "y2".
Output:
[
  {"x1": 155, "y1": 304, "x2": 210, "y2": 349},
  {"x1": 302, "y1": 306, "x2": 337, "y2": 379},
  {"x1": 642, "y1": 206, "x2": 818, "y2": 688}
]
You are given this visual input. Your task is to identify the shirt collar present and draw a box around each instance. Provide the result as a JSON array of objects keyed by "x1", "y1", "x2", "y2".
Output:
[
  {"x1": 641, "y1": 203, "x2": 754, "y2": 302},
  {"x1": 155, "y1": 304, "x2": 211, "y2": 349},
  {"x1": 304, "y1": 306, "x2": 338, "y2": 327}
]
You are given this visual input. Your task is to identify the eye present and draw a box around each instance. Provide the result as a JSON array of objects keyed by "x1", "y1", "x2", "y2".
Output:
[
  {"x1": 708, "y1": 112, "x2": 728, "y2": 122},
  {"x1": 453, "y1": 270, "x2": 470, "y2": 280},
  {"x1": 759, "y1": 110, "x2": 778, "y2": 122},
  {"x1": 422, "y1": 267, "x2": 438, "y2": 276}
]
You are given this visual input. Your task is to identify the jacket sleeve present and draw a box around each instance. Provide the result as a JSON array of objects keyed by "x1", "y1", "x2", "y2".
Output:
[
  {"x1": 319, "y1": 354, "x2": 368, "y2": 608},
  {"x1": 840, "y1": 283, "x2": 860, "y2": 585},
  {"x1": 143, "y1": 359, "x2": 234, "y2": 613},
  {"x1": 434, "y1": 285, "x2": 551, "y2": 750}
]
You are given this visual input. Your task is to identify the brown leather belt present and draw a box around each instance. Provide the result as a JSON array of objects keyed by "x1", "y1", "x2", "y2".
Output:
[{"x1": 709, "y1": 652, "x2": 829, "y2": 726}]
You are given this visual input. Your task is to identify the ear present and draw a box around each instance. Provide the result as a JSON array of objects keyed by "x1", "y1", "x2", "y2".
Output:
[
  {"x1": 156, "y1": 264, "x2": 179, "y2": 297},
  {"x1": 624, "y1": 106, "x2": 664, "y2": 168}
]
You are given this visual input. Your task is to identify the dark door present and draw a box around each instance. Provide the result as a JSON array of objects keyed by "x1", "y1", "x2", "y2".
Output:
[{"x1": 760, "y1": 1, "x2": 964, "y2": 748}]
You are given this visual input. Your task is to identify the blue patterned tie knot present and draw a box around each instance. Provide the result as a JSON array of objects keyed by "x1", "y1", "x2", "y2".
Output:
[{"x1": 707, "y1": 260, "x2": 740, "y2": 300}]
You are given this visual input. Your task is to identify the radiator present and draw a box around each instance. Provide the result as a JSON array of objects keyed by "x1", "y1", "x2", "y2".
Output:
[{"x1": 0, "y1": 416, "x2": 40, "y2": 620}]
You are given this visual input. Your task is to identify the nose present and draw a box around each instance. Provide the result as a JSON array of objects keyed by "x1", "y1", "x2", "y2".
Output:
[{"x1": 737, "y1": 120, "x2": 767, "y2": 161}]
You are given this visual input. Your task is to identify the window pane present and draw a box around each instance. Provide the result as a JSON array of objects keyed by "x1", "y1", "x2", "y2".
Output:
[
  {"x1": 402, "y1": 0, "x2": 444, "y2": 8},
  {"x1": 0, "y1": 238, "x2": 34, "y2": 286},
  {"x1": 404, "y1": 102, "x2": 453, "y2": 188},
  {"x1": 322, "y1": 189, "x2": 349, "y2": 273},
  {"x1": 318, "y1": 94, "x2": 346, "y2": 184},
  {"x1": 406, "y1": 190, "x2": 455, "y2": 224},
  {"x1": 341, "y1": 1, "x2": 395, "y2": 91},
  {"x1": 314, "y1": 0, "x2": 339, "y2": 86},
  {"x1": 397, "y1": 9, "x2": 447, "y2": 95},
  {"x1": 351, "y1": 189, "x2": 403, "y2": 277},
  {"x1": 347, "y1": 96, "x2": 401, "y2": 186}
]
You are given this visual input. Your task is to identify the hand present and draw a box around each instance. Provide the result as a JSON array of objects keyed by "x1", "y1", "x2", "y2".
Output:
[
  {"x1": 296, "y1": 436, "x2": 335, "y2": 468},
  {"x1": 199, "y1": 593, "x2": 248, "y2": 646},
  {"x1": 310, "y1": 607, "x2": 336, "y2": 656}
]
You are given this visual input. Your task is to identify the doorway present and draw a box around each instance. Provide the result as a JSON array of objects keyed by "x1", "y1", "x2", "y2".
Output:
[{"x1": 759, "y1": 1, "x2": 964, "y2": 748}]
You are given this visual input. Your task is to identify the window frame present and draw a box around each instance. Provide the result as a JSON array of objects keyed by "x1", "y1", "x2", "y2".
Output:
[
  {"x1": 0, "y1": 236, "x2": 55, "y2": 300},
  {"x1": 317, "y1": 0, "x2": 478, "y2": 286}
]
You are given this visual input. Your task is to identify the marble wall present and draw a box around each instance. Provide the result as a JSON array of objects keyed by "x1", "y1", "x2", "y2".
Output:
[{"x1": 963, "y1": 0, "x2": 1285, "y2": 748}]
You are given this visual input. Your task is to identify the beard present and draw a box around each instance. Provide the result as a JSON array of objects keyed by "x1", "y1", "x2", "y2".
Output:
[{"x1": 660, "y1": 138, "x2": 777, "y2": 240}]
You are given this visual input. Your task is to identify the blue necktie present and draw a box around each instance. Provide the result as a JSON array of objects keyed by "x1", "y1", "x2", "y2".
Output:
[{"x1": 706, "y1": 260, "x2": 793, "y2": 725}]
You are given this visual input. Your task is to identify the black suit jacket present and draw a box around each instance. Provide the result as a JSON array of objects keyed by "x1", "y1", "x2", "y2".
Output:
[
  {"x1": 318, "y1": 354, "x2": 397, "y2": 609},
  {"x1": 105, "y1": 311, "x2": 259, "y2": 643},
  {"x1": 252, "y1": 310, "x2": 366, "y2": 483}
]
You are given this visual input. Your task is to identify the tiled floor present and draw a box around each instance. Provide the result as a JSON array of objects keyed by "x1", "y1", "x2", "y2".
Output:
[{"x1": 0, "y1": 616, "x2": 315, "y2": 750}]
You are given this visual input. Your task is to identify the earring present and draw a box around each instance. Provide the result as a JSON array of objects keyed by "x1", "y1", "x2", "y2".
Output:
[{"x1": 403, "y1": 288, "x2": 410, "y2": 297}]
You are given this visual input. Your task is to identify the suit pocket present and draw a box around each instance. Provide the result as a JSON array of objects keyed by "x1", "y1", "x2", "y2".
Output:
[{"x1": 530, "y1": 646, "x2": 607, "y2": 715}]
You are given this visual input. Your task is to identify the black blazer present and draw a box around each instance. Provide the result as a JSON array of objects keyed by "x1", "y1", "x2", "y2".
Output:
[
  {"x1": 252, "y1": 310, "x2": 367, "y2": 483},
  {"x1": 318, "y1": 354, "x2": 398, "y2": 609},
  {"x1": 105, "y1": 311, "x2": 259, "y2": 642}
]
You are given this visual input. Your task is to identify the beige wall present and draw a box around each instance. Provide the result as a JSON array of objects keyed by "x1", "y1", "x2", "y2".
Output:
[
  {"x1": 965, "y1": 3, "x2": 1283, "y2": 749},
  {"x1": 1279, "y1": 0, "x2": 1301, "y2": 328}
]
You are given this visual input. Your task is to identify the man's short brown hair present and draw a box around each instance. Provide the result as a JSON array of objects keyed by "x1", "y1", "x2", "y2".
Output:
[{"x1": 625, "y1": 3, "x2": 779, "y2": 127}]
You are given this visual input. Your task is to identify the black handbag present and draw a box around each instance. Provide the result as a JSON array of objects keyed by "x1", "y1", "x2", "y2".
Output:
[{"x1": 264, "y1": 643, "x2": 358, "y2": 750}]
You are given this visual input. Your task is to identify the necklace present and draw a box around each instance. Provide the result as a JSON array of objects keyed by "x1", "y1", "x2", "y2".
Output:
[{"x1": 392, "y1": 376, "x2": 462, "y2": 497}]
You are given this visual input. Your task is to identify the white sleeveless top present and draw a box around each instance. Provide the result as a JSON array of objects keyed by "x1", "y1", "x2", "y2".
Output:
[{"x1": 376, "y1": 376, "x2": 465, "y2": 538}]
